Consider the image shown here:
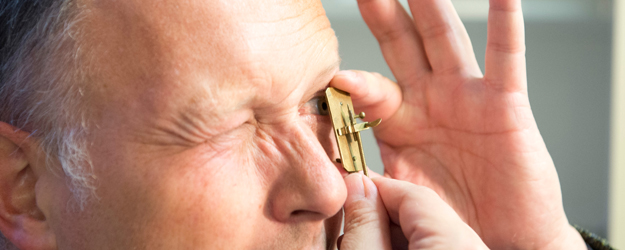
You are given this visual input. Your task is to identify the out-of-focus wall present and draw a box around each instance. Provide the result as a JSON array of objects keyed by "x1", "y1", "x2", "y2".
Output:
[{"x1": 323, "y1": 0, "x2": 613, "y2": 238}]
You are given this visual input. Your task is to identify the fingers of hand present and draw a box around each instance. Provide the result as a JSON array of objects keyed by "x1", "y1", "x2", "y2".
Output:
[
  {"x1": 340, "y1": 173, "x2": 392, "y2": 250},
  {"x1": 356, "y1": 169, "x2": 408, "y2": 250},
  {"x1": 330, "y1": 70, "x2": 402, "y2": 123},
  {"x1": 484, "y1": 0, "x2": 527, "y2": 91},
  {"x1": 407, "y1": 0, "x2": 481, "y2": 76},
  {"x1": 371, "y1": 177, "x2": 451, "y2": 230},
  {"x1": 357, "y1": 0, "x2": 526, "y2": 90},
  {"x1": 367, "y1": 169, "x2": 384, "y2": 179},
  {"x1": 372, "y1": 177, "x2": 489, "y2": 249},
  {"x1": 356, "y1": 0, "x2": 430, "y2": 82}
]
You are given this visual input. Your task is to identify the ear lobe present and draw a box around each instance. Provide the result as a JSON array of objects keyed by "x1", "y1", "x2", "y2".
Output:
[{"x1": 0, "y1": 122, "x2": 56, "y2": 250}]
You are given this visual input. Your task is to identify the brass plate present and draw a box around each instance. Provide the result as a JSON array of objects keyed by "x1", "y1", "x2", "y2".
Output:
[{"x1": 325, "y1": 87, "x2": 381, "y2": 176}]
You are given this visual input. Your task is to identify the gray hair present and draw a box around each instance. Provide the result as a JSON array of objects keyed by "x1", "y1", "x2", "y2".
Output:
[{"x1": 1, "y1": 0, "x2": 94, "y2": 247}]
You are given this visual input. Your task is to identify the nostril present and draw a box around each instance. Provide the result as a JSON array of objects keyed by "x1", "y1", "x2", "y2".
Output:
[
  {"x1": 291, "y1": 210, "x2": 306, "y2": 216},
  {"x1": 289, "y1": 210, "x2": 328, "y2": 222}
]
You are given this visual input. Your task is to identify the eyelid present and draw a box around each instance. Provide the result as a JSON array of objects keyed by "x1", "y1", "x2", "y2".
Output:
[{"x1": 301, "y1": 95, "x2": 329, "y2": 116}]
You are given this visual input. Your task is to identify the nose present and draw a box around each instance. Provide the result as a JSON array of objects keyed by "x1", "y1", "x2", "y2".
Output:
[{"x1": 264, "y1": 124, "x2": 347, "y2": 223}]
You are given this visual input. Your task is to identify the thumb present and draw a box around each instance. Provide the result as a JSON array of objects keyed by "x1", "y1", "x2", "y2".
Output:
[{"x1": 339, "y1": 173, "x2": 391, "y2": 250}]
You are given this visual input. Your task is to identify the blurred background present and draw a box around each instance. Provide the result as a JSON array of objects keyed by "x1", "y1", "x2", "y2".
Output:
[{"x1": 321, "y1": 0, "x2": 623, "y2": 245}]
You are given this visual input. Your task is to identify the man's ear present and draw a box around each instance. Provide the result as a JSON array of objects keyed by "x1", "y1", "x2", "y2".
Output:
[{"x1": 0, "y1": 122, "x2": 56, "y2": 250}]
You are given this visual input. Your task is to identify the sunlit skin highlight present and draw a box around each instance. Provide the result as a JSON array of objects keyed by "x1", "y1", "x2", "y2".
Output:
[
  {"x1": 0, "y1": 0, "x2": 591, "y2": 248},
  {"x1": 38, "y1": 0, "x2": 348, "y2": 249}
]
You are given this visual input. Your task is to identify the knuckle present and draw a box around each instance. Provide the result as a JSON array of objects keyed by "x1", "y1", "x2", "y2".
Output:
[
  {"x1": 420, "y1": 23, "x2": 454, "y2": 40},
  {"x1": 433, "y1": 64, "x2": 464, "y2": 76},
  {"x1": 487, "y1": 41, "x2": 526, "y2": 54},
  {"x1": 489, "y1": 1, "x2": 522, "y2": 13},
  {"x1": 344, "y1": 200, "x2": 379, "y2": 229},
  {"x1": 406, "y1": 185, "x2": 440, "y2": 202},
  {"x1": 376, "y1": 25, "x2": 413, "y2": 44},
  {"x1": 362, "y1": 71, "x2": 382, "y2": 83},
  {"x1": 371, "y1": 71, "x2": 384, "y2": 79},
  {"x1": 356, "y1": 0, "x2": 381, "y2": 5}
]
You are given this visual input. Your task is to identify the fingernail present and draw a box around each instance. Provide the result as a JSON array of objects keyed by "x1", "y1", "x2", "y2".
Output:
[
  {"x1": 345, "y1": 173, "x2": 366, "y2": 200},
  {"x1": 336, "y1": 70, "x2": 357, "y2": 79}
]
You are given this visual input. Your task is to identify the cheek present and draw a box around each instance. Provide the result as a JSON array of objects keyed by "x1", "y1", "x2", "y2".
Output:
[
  {"x1": 154, "y1": 157, "x2": 265, "y2": 247},
  {"x1": 77, "y1": 139, "x2": 271, "y2": 249},
  {"x1": 141, "y1": 144, "x2": 272, "y2": 248}
]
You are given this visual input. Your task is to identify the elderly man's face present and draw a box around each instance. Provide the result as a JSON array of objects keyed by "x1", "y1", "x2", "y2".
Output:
[{"x1": 44, "y1": 0, "x2": 347, "y2": 249}]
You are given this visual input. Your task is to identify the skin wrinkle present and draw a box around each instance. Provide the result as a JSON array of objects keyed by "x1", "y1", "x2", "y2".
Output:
[
  {"x1": 0, "y1": 0, "x2": 581, "y2": 247},
  {"x1": 405, "y1": 125, "x2": 540, "y2": 164},
  {"x1": 380, "y1": 141, "x2": 484, "y2": 233},
  {"x1": 457, "y1": 143, "x2": 482, "y2": 237},
  {"x1": 246, "y1": 11, "x2": 327, "y2": 41},
  {"x1": 280, "y1": 25, "x2": 333, "y2": 53},
  {"x1": 386, "y1": 128, "x2": 556, "y2": 246},
  {"x1": 252, "y1": 57, "x2": 339, "y2": 123},
  {"x1": 255, "y1": 118, "x2": 316, "y2": 179},
  {"x1": 1, "y1": 0, "x2": 351, "y2": 248},
  {"x1": 44, "y1": 2, "x2": 344, "y2": 249},
  {"x1": 251, "y1": 126, "x2": 278, "y2": 189},
  {"x1": 402, "y1": 145, "x2": 466, "y2": 208},
  {"x1": 240, "y1": 4, "x2": 309, "y2": 24}
]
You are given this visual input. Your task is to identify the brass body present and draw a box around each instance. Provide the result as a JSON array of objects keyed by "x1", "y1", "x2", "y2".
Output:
[{"x1": 325, "y1": 87, "x2": 381, "y2": 177}]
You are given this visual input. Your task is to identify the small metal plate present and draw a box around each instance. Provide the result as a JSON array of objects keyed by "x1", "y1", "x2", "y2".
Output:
[{"x1": 325, "y1": 87, "x2": 381, "y2": 176}]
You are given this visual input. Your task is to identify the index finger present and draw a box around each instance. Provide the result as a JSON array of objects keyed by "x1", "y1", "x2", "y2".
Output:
[
  {"x1": 356, "y1": 0, "x2": 431, "y2": 83},
  {"x1": 371, "y1": 177, "x2": 489, "y2": 248},
  {"x1": 371, "y1": 177, "x2": 457, "y2": 227}
]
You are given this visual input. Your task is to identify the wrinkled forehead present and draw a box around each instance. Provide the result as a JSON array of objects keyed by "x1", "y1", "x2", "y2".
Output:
[{"x1": 80, "y1": 0, "x2": 339, "y2": 116}]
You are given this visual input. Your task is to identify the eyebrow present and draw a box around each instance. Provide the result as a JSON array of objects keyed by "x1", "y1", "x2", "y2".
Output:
[
  {"x1": 324, "y1": 59, "x2": 342, "y2": 77},
  {"x1": 312, "y1": 58, "x2": 342, "y2": 94}
]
